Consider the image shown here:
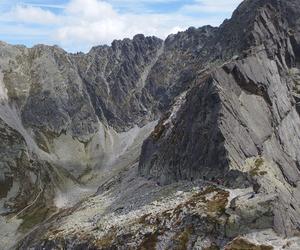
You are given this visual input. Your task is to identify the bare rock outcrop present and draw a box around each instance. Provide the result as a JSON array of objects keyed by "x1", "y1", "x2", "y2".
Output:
[
  {"x1": 139, "y1": 0, "x2": 300, "y2": 237},
  {"x1": 1, "y1": 0, "x2": 300, "y2": 248}
]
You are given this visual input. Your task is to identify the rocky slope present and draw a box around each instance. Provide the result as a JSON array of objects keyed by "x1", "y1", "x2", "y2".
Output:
[
  {"x1": 140, "y1": 0, "x2": 300, "y2": 236},
  {"x1": 1, "y1": 0, "x2": 300, "y2": 249}
]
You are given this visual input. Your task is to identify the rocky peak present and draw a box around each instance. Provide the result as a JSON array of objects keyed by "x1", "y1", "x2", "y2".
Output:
[
  {"x1": 194, "y1": 0, "x2": 299, "y2": 64},
  {"x1": 165, "y1": 26, "x2": 217, "y2": 52},
  {"x1": 139, "y1": 0, "x2": 300, "y2": 237},
  {"x1": 1, "y1": 0, "x2": 300, "y2": 248}
]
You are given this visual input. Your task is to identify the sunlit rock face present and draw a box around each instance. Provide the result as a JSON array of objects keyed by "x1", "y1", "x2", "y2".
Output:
[
  {"x1": 0, "y1": 37, "x2": 162, "y2": 249},
  {"x1": 139, "y1": 0, "x2": 300, "y2": 238},
  {"x1": 0, "y1": 25, "x2": 210, "y2": 249},
  {"x1": 1, "y1": 0, "x2": 300, "y2": 249}
]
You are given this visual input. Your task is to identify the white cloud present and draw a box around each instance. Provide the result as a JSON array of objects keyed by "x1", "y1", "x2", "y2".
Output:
[
  {"x1": 66, "y1": 0, "x2": 118, "y2": 21},
  {"x1": 7, "y1": 5, "x2": 60, "y2": 24},
  {"x1": 54, "y1": 0, "x2": 230, "y2": 51},
  {"x1": 0, "y1": 0, "x2": 242, "y2": 52}
]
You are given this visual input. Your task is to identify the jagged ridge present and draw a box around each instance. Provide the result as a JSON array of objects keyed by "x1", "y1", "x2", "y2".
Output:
[{"x1": 1, "y1": 0, "x2": 300, "y2": 249}]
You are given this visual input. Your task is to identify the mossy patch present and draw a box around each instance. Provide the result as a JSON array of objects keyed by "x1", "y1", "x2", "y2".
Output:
[
  {"x1": 259, "y1": 171, "x2": 267, "y2": 176},
  {"x1": 0, "y1": 175, "x2": 13, "y2": 199},
  {"x1": 138, "y1": 231, "x2": 159, "y2": 250},
  {"x1": 19, "y1": 204, "x2": 56, "y2": 233},
  {"x1": 175, "y1": 186, "x2": 229, "y2": 216},
  {"x1": 138, "y1": 213, "x2": 152, "y2": 224},
  {"x1": 94, "y1": 227, "x2": 117, "y2": 248},
  {"x1": 134, "y1": 186, "x2": 228, "y2": 250},
  {"x1": 250, "y1": 158, "x2": 264, "y2": 177},
  {"x1": 34, "y1": 131, "x2": 51, "y2": 153},
  {"x1": 173, "y1": 226, "x2": 193, "y2": 250},
  {"x1": 206, "y1": 189, "x2": 229, "y2": 214},
  {"x1": 151, "y1": 120, "x2": 166, "y2": 140},
  {"x1": 255, "y1": 158, "x2": 264, "y2": 168}
]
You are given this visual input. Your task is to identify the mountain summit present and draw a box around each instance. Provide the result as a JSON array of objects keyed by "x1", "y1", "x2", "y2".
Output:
[{"x1": 1, "y1": 0, "x2": 300, "y2": 249}]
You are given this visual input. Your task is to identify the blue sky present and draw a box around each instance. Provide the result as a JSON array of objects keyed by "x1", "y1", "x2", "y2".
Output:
[{"x1": 0, "y1": 0, "x2": 243, "y2": 52}]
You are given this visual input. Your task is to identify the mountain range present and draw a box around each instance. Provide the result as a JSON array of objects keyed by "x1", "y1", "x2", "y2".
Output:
[{"x1": 1, "y1": 0, "x2": 300, "y2": 249}]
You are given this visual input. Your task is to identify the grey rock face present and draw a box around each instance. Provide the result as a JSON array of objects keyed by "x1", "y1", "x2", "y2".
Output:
[
  {"x1": 1, "y1": 0, "x2": 300, "y2": 248},
  {"x1": 74, "y1": 29, "x2": 216, "y2": 131},
  {"x1": 139, "y1": 0, "x2": 300, "y2": 236},
  {"x1": 0, "y1": 27, "x2": 217, "y2": 207},
  {"x1": 74, "y1": 35, "x2": 164, "y2": 131},
  {"x1": 0, "y1": 117, "x2": 30, "y2": 206},
  {"x1": 0, "y1": 114, "x2": 59, "y2": 233},
  {"x1": 0, "y1": 23, "x2": 218, "y2": 248}
]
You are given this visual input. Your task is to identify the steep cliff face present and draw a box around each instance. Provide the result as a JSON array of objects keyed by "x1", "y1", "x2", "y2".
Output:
[
  {"x1": 1, "y1": 0, "x2": 300, "y2": 249},
  {"x1": 73, "y1": 35, "x2": 163, "y2": 131},
  {"x1": 74, "y1": 28, "x2": 216, "y2": 131},
  {"x1": 139, "y1": 0, "x2": 300, "y2": 237},
  {"x1": 0, "y1": 24, "x2": 217, "y2": 192},
  {"x1": 0, "y1": 114, "x2": 66, "y2": 246},
  {"x1": 0, "y1": 20, "x2": 217, "y2": 249},
  {"x1": 0, "y1": 37, "x2": 158, "y2": 249}
]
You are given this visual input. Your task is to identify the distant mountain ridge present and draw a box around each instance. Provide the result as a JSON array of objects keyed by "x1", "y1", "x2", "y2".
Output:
[{"x1": 1, "y1": 0, "x2": 300, "y2": 249}]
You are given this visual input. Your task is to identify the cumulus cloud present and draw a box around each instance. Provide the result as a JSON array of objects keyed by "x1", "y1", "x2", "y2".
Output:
[
  {"x1": 5, "y1": 5, "x2": 60, "y2": 24},
  {"x1": 66, "y1": 0, "x2": 117, "y2": 21},
  {"x1": 54, "y1": 0, "x2": 232, "y2": 50},
  {"x1": 56, "y1": 6, "x2": 180, "y2": 47},
  {"x1": 0, "y1": 0, "x2": 242, "y2": 52}
]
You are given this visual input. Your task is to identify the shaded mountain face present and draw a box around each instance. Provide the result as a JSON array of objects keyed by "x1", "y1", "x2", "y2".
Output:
[
  {"x1": 1, "y1": 0, "x2": 300, "y2": 249},
  {"x1": 140, "y1": 1, "x2": 300, "y2": 184},
  {"x1": 139, "y1": 0, "x2": 300, "y2": 236},
  {"x1": 0, "y1": 19, "x2": 217, "y2": 249}
]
